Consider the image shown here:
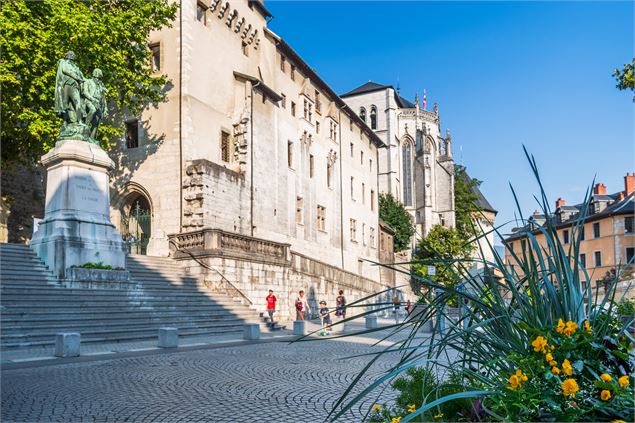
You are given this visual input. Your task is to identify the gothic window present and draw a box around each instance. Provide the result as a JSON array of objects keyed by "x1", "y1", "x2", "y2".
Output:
[
  {"x1": 402, "y1": 142, "x2": 413, "y2": 206},
  {"x1": 359, "y1": 107, "x2": 366, "y2": 122},
  {"x1": 370, "y1": 106, "x2": 377, "y2": 130}
]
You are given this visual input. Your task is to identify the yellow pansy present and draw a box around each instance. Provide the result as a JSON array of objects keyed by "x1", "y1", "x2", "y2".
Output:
[
  {"x1": 584, "y1": 320, "x2": 592, "y2": 333},
  {"x1": 391, "y1": 417, "x2": 401, "y2": 423},
  {"x1": 556, "y1": 318, "x2": 565, "y2": 334},
  {"x1": 407, "y1": 404, "x2": 416, "y2": 413},
  {"x1": 531, "y1": 336, "x2": 548, "y2": 353},
  {"x1": 600, "y1": 389, "x2": 611, "y2": 401},
  {"x1": 600, "y1": 373, "x2": 612, "y2": 383},
  {"x1": 371, "y1": 405, "x2": 381, "y2": 412},
  {"x1": 618, "y1": 375, "x2": 630, "y2": 388},
  {"x1": 549, "y1": 360, "x2": 557, "y2": 367},
  {"x1": 545, "y1": 353, "x2": 553, "y2": 362},
  {"x1": 563, "y1": 321, "x2": 578, "y2": 337},
  {"x1": 561, "y1": 378, "x2": 579, "y2": 398},
  {"x1": 562, "y1": 359, "x2": 573, "y2": 376},
  {"x1": 552, "y1": 366, "x2": 561, "y2": 375},
  {"x1": 508, "y1": 374, "x2": 521, "y2": 390}
]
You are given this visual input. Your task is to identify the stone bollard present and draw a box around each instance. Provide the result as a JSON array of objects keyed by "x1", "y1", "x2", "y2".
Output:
[
  {"x1": 243, "y1": 323, "x2": 260, "y2": 340},
  {"x1": 365, "y1": 316, "x2": 378, "y2": 329},
  {"x1": 55, "y1": 332, "x2": 80, "y2": 357},
  {"x1": 293, "y1": 320, "x2": 306, "y2": 336},
  {"x1": 158, "y1": 327, "x2": 179, "y2": 348}
]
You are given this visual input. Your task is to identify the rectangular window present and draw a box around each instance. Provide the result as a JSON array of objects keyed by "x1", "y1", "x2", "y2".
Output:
[
  {"x1": 303, "y1": 99, "x2": 308, "y2": 120},
  {"x1": 315, "y1": 121, "x2": 320, "y2": 134},
  {"x1": 327, "y1": 164, "x2": 332, "y2": 189},
  {"x1": 563, "y1": 229, "x2": 569, "y2": 244},
  {"x1": 149, "y1": 43, "x2": 161, "y2": 72},
  {"x1": 350, "y1": 142, "x2": 354, "y2": 157},
  {"x1": 309, "y1": 154, "x2": 314, "y2": 178},
  {"x1": 594, "y1": 251, "x2": 602, "y2": 267},
  {"x1": 580, "y1": 253, "x2": 586, "y2": 268},
  {"x1": 280, "y1": 55, "x2": 286, "y2": 72},
  {"x1": 580, "y1": 225, "x2": 585, "y2": 241},
  {"x1": 220, "y1": 131, "x2": 230, "y2": 162},
  {"x1": 361, "y1": 183, "x2": 365, "y2": 204},
  {"x1": 370, "y1": 190, "x2": 375, "y2": 211},
  {"x1": 625, "y1": 216, "x2": 634, "y2": 233},
  {"x1": 125, "y1": 119, "x2": 139, "y2": 149},
  {"x1": 370, "y1": 227, "x2": 375, "y2": 248},
  {"x1": 296, "y1": 197, "x2": 303, "y2": 224},
  {"x1": 291, "y1": 101, "x2": 296, "y2": 117},
  {"x1": 369, "y1": 158, "x2": 372, "y2": 172},
  {"x1": 287, "y1": 141, "x2": 293, "y2": 168},
  {"x1": 593, "y1": 222, "x2": 600, "y2": 238},
  {"x1": 626, "y1": 247, "x2": 635, "y2": 264},
  {"x1": 360, "y1": 151, "x2": 364, "y2": 165},
  {"x1": 196, "y1": 2, "x2": 207, "y2": 24},
  {"x1": 350, "y1": 177, "x2": 354, "y2": 199},
  {"x1": 317, "y1": 205, "x2": 326, "y2": 231},
  {"x1": 281, "y1": 93, "x2": 286, "y2": 109},
  {"x1": 290, "y1": 65, "x2": 295, "y2": 81},
  {"x1": 362, "y1": 223, "x2": 366, "y2": 246},
  {"x1": 315, "y1": 90, "x2": 321, "y2": 113},
  {"x1": 350, "y1": 218, "x2": 357, "y2": 241}
]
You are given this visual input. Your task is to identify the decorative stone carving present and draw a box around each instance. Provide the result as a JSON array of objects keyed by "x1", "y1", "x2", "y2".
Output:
[
  {"x1": 234, "y1": 17, "x2": 244, "y2": 33},
  {"x1": 218, "y1": 2, "x2": 229, "y2": 19},
  {"x1": 233, "y1": 117, "x2": 248, "y2": 172},
  {"x1": 209, "y1": 0, "x2": 220, "y2": 12},
  {"x1": 226, "y1": 9, "x2": 237, "y2": 27},
  {"x1": 242, "y1": 24, "x2": 251, "y2": 39},
  {"x1": 327, "y1": 149, "x2": 337, "y2": 166}
]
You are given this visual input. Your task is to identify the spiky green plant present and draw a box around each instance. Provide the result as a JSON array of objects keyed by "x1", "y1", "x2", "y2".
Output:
[{"x1": 322, "y1": 148, "x2": 634, "y2": 422}]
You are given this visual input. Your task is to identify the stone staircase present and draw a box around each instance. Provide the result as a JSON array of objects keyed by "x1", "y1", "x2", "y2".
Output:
[{"x1": 0, "y1": 243, "x2": 264, "y2": 349}]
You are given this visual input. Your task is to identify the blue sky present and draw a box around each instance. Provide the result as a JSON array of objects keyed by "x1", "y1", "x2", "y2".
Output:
[{"x1": 267, "y1": 1, "x2": 634, "y2": 244}]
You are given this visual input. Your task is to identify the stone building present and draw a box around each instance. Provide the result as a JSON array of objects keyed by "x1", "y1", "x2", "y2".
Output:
[
  {"x1": 504, "y1": 173, "x2": 635, "y2": 297},
  {"x1": 341, "y1": 82, "x2": 456, "y2": 239},
  {"x1": 107, "y1": 0, "x2": 399, "y2": 314}
]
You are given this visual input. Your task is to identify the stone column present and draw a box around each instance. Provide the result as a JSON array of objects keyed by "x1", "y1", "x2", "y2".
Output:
[{"x1": 30, "y1": 140, "x2": 126, "y2": 279}]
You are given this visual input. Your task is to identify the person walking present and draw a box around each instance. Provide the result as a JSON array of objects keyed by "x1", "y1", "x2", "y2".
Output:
[
  {"x1": 294, "y1": 290, "x2": 311, "y2": 321},
  {"x1": 392, "y1": 294, "x2": 401, "y2": 324},
  {"x1": 335, "y1": 290, "x2": 347, "y2": 319},
  {"x1": 265, "y1": 289, "x2": 277, "y2": 324},
  {"x1": 318, "y1": 301, "x2": 333, "y2": 335}
]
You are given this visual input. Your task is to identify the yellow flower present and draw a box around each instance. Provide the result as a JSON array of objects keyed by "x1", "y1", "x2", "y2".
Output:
[
  {"x1": 521, "y1": 373, "x2": 528, "y2": 382},
  {"x1": 407, "y1": 404, "x2": 416, "y2": 413},
  {"x1": 514, "y1": 369, "x2": 528, "y2": 383},
  {"x1": 561, "y1": 378, "x2": 580, "y2": 398},
  {"x1": 545, "y1": 353, "x2": 553, "y2": 362},
  {"x1": 563, "y1": 321, "x2": 578, "y2": 337},
  {"x1": 584, "y1": 320, "x2": 592, "y2": 333},
  {"x1": 391, "y1": 417, "x2": 402, "y2": 423},
  {"x1": 618, "y1": 375, "x2": 630, "y2": 388},
  {"x1": 552, "y1": 367, "x2": 561, "y2": 375},
  {"x1": 434, "y1": 413, "x2": 444, "y2": 420},
  {"x1": 612, "y1": 420, "x2": 626, "y2": 423},
  {"x1": 549, "y1": 360, "x2": 557, "y2": 367},
  {"x1": 371, "y1": 405, "x2": 381, "y2": 412},
  {"x1": 550, "y1": 345, "x2": 555, "y2": 351},
  {"x1": 600, "y1": 373, "x2": 612, "y2": 383},
  {"x1": 562, "y1": 359, "x2": 573, "y2": 376},
  {"x1": 600, "y1": 389, "x2": 612, "y2": 401},
  {"x1": 557, "y1": 319, "x2": 565, "y2": 334},
  {"x1": 508, "y1": 374, "x2": 521, "y2": 390},
  {"x1": 531, "y1": 336, "x2": 548, "y2": 353}
]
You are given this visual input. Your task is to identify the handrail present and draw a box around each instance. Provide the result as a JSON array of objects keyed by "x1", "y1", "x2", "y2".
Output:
[{"x1": 167, "y1": 238, "x2": 254, "y2": 307}]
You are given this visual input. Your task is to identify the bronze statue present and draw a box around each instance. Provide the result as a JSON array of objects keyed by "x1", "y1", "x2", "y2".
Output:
[
  {"x1": 54, "y1": 51, "x2": 85, "y2": 126},
  {"x1": 83, "y1": 68, "x2": 107, "y2": 141}
]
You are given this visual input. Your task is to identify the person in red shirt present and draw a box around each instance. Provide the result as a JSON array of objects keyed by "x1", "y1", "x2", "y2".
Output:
[{"x1": 265, "y1": 289, "x2": 277, "y2": 323}]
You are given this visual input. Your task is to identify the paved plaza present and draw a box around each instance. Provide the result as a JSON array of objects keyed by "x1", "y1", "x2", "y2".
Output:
[{"x1": 2, "y1": 325, "x2": 404, "y2": 423}]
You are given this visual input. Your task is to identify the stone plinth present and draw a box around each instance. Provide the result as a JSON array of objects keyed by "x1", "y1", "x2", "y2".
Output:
[
  {"x1": 365, "y1": 316, "x2": 378, "y2": 329},
  {"x1": 292, "y1": 320, "x2": 306, "y2": 336},
  {"x1": 30, "y1": 140, "x2": 126, "y2": 279},
  {"x1": 55, "y1": 332, "x2": 80, "y2": 357},
  {"x1": 158, "y1": 327, "x2": 178, "y2": 348},
  {"x1": 243, "y1": 324, "x2": 260, "y2": 340}
]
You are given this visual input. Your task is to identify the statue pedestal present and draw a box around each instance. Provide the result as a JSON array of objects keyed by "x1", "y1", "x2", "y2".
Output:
[{"x1": 30, "y1": 140, "x2": 125, "y2": 279}]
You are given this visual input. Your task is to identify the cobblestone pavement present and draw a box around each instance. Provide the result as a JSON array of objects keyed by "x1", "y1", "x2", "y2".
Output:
[{"x1": 2, "y1": 332, "x2": 402, "y2": 422}]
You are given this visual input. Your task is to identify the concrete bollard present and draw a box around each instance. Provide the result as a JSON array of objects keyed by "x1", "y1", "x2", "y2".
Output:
[
  {"x1": 55, "y1": 332, "x2": 80, "y2": 357},
  {"x1": 158, "y1": 327, "x2": 179, "y2": 348},
  {"x1": 293, "y1": 320, "x2": 306, "y2": 336},
  {"x1": 243, "y1": 323, "x2": 260, "y2": 340},
  {"x1": 365, "y1": 316, "x2": 378, "y2": 329}
]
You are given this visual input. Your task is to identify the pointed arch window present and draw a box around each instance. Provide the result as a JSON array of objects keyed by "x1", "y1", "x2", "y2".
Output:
[
  {"x1": 402, "y1": 141, "x2": 413, "y2": 206},
  {"x1": 370, "y1": 106, "x2": 377, "y2": 129},
  {"x1": 359, "y1": 107, "x2": 366, "y2": 122}
]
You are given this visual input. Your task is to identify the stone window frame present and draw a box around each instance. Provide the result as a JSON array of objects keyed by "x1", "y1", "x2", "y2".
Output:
[
  {"x1": 125, "y1": 118, "x2": 140, "y2": 149},
  {"x1": 316, "y1": 205, "x2": 326, "y2": 232},
  {"x1": 593, "y1": 250, "x2": 602, "y2": 268},
  {"x1": 296, "y1": 196, "x2": 304, "y2": 225},
  {"x1": 350, "y1": 218, "x2": 357, "y2": 242},
  {"x1": 370, "y1": 227, "x2": 376, "y2": 248},
  {"x1": 361, "y1": 182, "x2": 365, "y2": 204},
  {"x1": 287, "y1": 140, "x2": 294, "y2": 169},
  {"x1": 149, "y1": 42, "x2": 161, "y2": 72},
  {"x1": 326, "y1": 162, "x2": 333, "y2": 189},
  {"x1": 309, "y1": 154, "x2": 314, "y2": 178},
  {"x1": 360, "y1": 150, "x2": 364, "y2": 166},
  {"x1": 370, "y1": 190, "x2": 375, "y2": 211},
  {"x1": 220, "y1": 129, "x2": 232, "y2": 163},
  {"x1": 592, "y1": 222, "x2": 601, "y2": 238},
  {"x1": 350, "y1": 176, "x2": 354, "y2": 201}
]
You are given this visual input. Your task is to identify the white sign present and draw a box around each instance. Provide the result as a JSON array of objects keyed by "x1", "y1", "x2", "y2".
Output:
[{"x1": 427, "y1": 265, "x2": 436, "y2": 276}]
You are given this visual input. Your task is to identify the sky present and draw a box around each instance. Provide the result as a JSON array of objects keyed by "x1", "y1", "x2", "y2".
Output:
[{"x1": 266, "y1": 1, "x2": 635, "y2": 244}]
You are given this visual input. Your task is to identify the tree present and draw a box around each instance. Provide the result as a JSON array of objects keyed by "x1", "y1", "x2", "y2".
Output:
[
  {"x1": 0, "y1": 0, "x2": 178, "y2": 166},
  {"x1": 613, "y1": 59, "x2": 635, "y2": 100},
  {"x1": 412, "y1": 224, "x2": 475, "y2": 306},
  {"x1": 379, "y1": 193, "x2": 415, "y2": 252},
  {"x1": 454, "y1": 165, "x2": 482, "y2": 241}
]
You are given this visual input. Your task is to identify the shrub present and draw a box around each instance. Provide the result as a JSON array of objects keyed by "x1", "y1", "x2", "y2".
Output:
[{"x1": 72, "y1": 262, "x2": 124, "y2": 271}]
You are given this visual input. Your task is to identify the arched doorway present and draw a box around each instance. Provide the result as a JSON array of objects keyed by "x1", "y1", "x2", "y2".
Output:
[{"x1": 119, "y1": 189, "x2": 152, "y2": 255}]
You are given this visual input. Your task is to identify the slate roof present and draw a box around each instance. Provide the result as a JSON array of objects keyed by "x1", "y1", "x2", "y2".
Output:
[
  {"x1": 504, "y1": 191, "x2": 635, "y2": 242},
  {"x1": 341, "y1": 81, "x2": 417, "y2": 109},
  {"x1": 460, "y1": 171, "x2": 497, "y2": 214}
]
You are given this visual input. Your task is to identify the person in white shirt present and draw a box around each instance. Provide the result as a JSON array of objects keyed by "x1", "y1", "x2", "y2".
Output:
[{"x1": 294, "y1": 290, "x2": 311, "y2": 320}]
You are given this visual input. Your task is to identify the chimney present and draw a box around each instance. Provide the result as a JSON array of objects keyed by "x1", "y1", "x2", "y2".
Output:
[
  {"x1": 593, "y1": 183, "x2": 607, "y2": 195},
  {"x1": 625, "y1": 172, "x2": 635, "y2": 195},
  {"x1": 555, "y1": 197, "x2": 565, "y2": 209}
]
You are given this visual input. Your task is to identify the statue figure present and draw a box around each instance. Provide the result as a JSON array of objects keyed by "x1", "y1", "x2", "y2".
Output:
[
  {"x1": 54, "y1": 51, "x2": 85, "y2": 127},
  {"x1": 83, "y1": 68, "x2": 107, "y2": 142}
]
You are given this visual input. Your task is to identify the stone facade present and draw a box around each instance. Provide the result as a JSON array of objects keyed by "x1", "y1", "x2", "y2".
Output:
[{"x1": 341, "y1": 83, "x2": 456, "y2": 239}]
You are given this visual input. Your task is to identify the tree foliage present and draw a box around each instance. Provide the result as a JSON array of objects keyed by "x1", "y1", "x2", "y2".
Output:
[
  {"x1": 412, "y1": 224, "x2": 475, "y2": 305},
  {"x1": 379, "y1": 193, "x2": 415, "y2": 252},
  {"x1": 0, "y1": 0, "x2": 178, "y2": 166},
  {"x1": 613, "y1": 59, "x2": 635, "y2": 99},
  {"x1": 454, "y1": 164, "x2": 482, "y2": 241}
]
